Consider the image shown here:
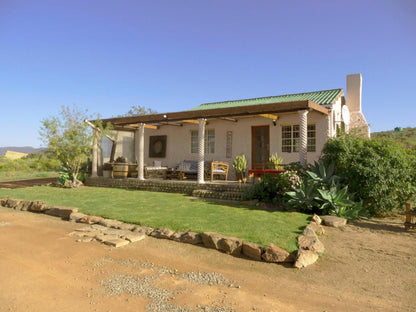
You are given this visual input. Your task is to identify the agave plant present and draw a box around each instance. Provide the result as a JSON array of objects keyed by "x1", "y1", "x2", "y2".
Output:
[{"x1": 306, "y1": 160, "x2": 340, "y2": 186}]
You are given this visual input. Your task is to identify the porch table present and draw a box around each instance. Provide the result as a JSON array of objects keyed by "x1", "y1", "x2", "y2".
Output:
[{"x1": 248, "y1": 169, "x2": 284, "y2": 178}]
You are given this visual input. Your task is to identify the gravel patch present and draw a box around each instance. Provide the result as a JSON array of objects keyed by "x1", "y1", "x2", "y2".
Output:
[{"x1": 180, "y1": 272, "x2": 234, "y2": 287}]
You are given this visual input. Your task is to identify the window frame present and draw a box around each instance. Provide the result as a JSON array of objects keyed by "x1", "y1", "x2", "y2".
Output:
[
  {"x1": 281, "y1": 124, "x2": 316, "y2": 153},
  {"x1": 190, "y1": 129, "x2": 215, "y2": 154}
]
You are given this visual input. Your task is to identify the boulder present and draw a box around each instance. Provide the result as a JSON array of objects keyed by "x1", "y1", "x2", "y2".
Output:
[
  {"x1": 28, "y1": 200, "x2": 50, "y2": 212},
  {"x1": 5, "y1": 198, "x2": 20, "y2": 209},
  {"x1": 99, "y1": 218, "x2": 123, "y2": 228},
  {"x1": 45, "y1": 206, "x2": 78, "y2": 220},
  {"x1": 172, "y1": 232, "x2": 183, "y2": 242},
  {"x1": 200, "y1": 232, "x2": 223, "y2": 249},
  {"x1": 306, "y1": 222, "x2": 325, "y2": 235},
  {"x1": 179, "y1": 231, "x2": 202, "y2": 245},
  {"x1": 123, "y1": 233, "x2": 146, "y2": 243},
  {"x1": 103, "y1": 238, "x2": 130, "y2": 248},
  {"x1": 297, "y1": 235, "x2": 325, "y2": 254},
  {"x1": 79, "y1": 215, "x2": 103, "y2": 225},
  {"x1": 262, "y1": 243, "x2": 295, "y2": 263},
  {"x1": 312, "y1": 214, "x2": 322, "y2": 225},
  {"x1": 217, "y1": 236, "x2": 243, "y2": 255},
  {"x1": 294, "y1": 249, "x2": 319, "y2": 268},
  {"x1": 302, "y1": 225, "x2": 318, "y2": 238},
  {"x1": 242, "y1": 242, "x2": 263, "y2": 261},
  {"x1": 321, "y1": 215, "x2": 347, "y2": 228},
  {"x1": 151, "y1": 228, "x2": 175, "y2": 239},
  {"x1": 116, "y1": 223, "x2": 136, "y2": 231},
  {"x1": 69, "y1": 212, "x2": 88, "y2": 222},
  {"x1": 16, "y1": 200, "x2": 32, "y2": 211},
  {"x1": 0, "y1": 198, "x2": 6, "y2": 206},
  {"x1": 133, "y1": 226, "x2": 154, "y2": 235}
]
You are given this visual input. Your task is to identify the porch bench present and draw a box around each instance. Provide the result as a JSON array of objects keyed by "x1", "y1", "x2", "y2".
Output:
[{"x1": 174, "y1": 160, "x2": 229, "y2": 181}]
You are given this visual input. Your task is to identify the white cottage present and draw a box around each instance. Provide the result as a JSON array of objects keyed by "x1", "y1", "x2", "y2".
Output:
[{"x1": 91, "y1": 73, "x2": 369, "y2": 182}]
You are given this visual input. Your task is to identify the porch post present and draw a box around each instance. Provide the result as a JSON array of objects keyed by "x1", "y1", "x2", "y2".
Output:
[
  {"x1": 298, "y1": 109, "x2": 308, "y2": 168},
  {"x1": 197, "y1": 118, "x2": 206, "y2": 184},
  {"x1": 138, "y1": 123, "x2": 145, "y2": 180},
  {"x1": 91, "y1": 129, "x2": 98, "y2": 177}
]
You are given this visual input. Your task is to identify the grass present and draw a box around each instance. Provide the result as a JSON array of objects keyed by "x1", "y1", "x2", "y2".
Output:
[
  {"x1": 0, "y1": 171, "x2": 59, "y2": 181},
  {"x1": 0, "y1": 186, "x2": 310, "y2": 252}
]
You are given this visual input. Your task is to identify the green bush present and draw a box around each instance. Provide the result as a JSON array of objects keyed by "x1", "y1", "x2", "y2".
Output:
[{"x1": 322, "y1": 136, "x2": 416, "y2": 216}]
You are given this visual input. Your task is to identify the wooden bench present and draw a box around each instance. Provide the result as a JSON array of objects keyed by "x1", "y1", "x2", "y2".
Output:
[
  {"x1": 210, "y1": 161, "x2": 229, "y2": 182},
  {"x1": 405, "y1": 202, "x2": 416, "y2": 230}
]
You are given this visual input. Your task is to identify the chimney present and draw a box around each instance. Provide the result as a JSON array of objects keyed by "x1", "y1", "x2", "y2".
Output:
[{"x1": 346, "y1": 73, "x2": 362, "y2": 113}]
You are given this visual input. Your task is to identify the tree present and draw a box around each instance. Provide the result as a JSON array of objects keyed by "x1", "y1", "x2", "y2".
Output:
[
  {"x1": 40, "y1": 104, "x2": 95, "y2": 187},
  {"x1": 122, "y1": 105, "x2": 157, "y2": 116}
]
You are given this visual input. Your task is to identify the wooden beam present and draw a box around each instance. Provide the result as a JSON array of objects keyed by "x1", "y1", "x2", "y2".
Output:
[
  {"x1": 181, "y1": 119, "x2": 199, "y2": 124},
  {"x1": 258, "y1": 114, "x2": 278, "y2": 120},
  {"x1": 161, "y1": 122, "x2": 183, "y2": 127},
  {"x1": 220, "y1": 117, "x2": 238, "y2": 122}
]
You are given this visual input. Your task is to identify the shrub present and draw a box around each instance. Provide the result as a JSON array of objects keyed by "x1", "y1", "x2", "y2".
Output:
[{"x1": 322, "y1": 136, "x2": 416, "y2": 216}]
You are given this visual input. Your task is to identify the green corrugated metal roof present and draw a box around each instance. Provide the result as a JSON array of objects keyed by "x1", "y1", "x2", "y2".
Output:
[{"x1": 190, "y1": 88, "x2": 343, "y2": 111}]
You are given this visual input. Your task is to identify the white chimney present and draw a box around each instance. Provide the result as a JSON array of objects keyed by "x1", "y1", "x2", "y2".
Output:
[{"x1": 346, "y1": 73, "x2": 362, "y2": 113}]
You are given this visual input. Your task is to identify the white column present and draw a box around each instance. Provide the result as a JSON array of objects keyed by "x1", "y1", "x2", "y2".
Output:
[
  {"x1": 91, "y1": 129, "x2": 98, "y2": 177},
  {"x1": 197, "y1": 118, "x2": 206, "y2": 184},
  {"x1": 97, "y1": 132, "x2": 103, "y2": 175},
  {"x1": 134, "y1": 128, "x2": 139, "y2": 163},
  {"x1": 138, "y1": 123, "x2": 145, "y2": 180},
  {"x1": 298, "y1": 110, "x2": 308, "y2": 168}
]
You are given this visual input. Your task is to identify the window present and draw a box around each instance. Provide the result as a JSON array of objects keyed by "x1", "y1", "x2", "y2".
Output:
[
  {"x1": 191, "y1": 129, "x2": 215, "y2": 154},
  {"x1": 282, "y1": 124, "x2": 316, "y2": 153}
]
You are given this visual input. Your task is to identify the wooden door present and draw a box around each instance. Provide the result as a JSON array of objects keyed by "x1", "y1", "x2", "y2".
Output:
[{"x1": 251, "y1": 126, "x2": 270, "y2": 169}]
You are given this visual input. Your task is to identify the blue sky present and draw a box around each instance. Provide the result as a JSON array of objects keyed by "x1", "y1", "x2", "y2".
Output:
[{"x1": 1, "y1": 0, "x2": 415, "y2": 147}]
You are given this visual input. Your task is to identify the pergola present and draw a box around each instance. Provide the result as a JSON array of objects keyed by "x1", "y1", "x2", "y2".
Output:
[{"x1": 91, "y1": 100, "x2": 329, "y2": 183}]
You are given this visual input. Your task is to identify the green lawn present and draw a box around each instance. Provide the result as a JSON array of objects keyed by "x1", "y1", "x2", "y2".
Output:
[{"x1": 0, "y1": 186, "x2": 310, "y2": 252}]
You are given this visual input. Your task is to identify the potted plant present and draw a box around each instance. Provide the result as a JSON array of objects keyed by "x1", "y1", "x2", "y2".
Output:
[
  {"x1": 128, "y1": 161, "x2": 138, "y2": 178},
  {"x1": 233, "y1": 154, "x2": 247, "y2": 181},
  {"x1": 102, "y1": 162, "x2": 113, "y2": 178},
  {"x1": 113, "y1": 156, "x2": 128, "y2": 178}
]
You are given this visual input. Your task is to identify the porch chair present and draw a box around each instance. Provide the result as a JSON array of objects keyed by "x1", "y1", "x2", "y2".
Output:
[{"x1": 210, "y1": 161, "x2": 229, "y2": 182}]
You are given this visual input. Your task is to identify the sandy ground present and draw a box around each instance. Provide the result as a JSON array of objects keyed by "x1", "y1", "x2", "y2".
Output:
[{"x1": 0, "y1": 207, "x2": 415, "y2": 312}]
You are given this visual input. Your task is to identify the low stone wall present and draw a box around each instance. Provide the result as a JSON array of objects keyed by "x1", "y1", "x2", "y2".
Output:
[
  {"x1": 85, "y1": 177, "x2": 244, "y2": 201},
  {"x1": 1, "y1": 197, "x2": 346, "y2": 268}
]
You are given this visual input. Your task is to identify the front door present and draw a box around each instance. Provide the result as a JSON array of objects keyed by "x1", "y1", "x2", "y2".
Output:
[{"x1": 251, "y1": 126, "x2": 270, "y2": 169}]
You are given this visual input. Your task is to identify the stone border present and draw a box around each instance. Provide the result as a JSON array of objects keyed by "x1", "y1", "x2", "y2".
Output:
[{"x1": 0, "y1": 197, "x2": 346, "y2": 268}]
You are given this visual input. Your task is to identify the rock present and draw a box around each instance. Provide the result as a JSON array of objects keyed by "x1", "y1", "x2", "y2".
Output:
[
  {"x1": 0, "y1": 198, "x2": 6, "y2": 206},
  {"x1": 103, "y1": 238, "x2": 130, "y2": 248},
  {"x1": 5, "y1": 198, "x2": 20, "y2": 209},
  {"x1": 179, "y1": 231, "x2": 202, "y2": 245},
  {"x1": 69, "y1": 212, "x2": 88, "y2": 222},
  {"x1": 217, "y1": 236, "x2": 243, "y2": 255},
  {"x1": 307, "y1": 221, "x2": 325, "y2": 235},
  {"x1": 298, "y1": 235, "x2": 325, "y2": 254},
  {"x1": 172, "y1": 232, "x2": 183, "y2": 242},
  {"x1": 99, "y1": 219, "x2": 123, "y2": 228},
  {"x1": 102, "y1": 228, "x2": 128, "y2": 236},
  {"x1": 133, "y1": 226, "x2": 154, "y2": 235},
  {"x1": 45, "y1": 206, "x2": 78, "y2": 220},
  {"x1": 79, "y1": 215, "x2": 103, "y2": 225},
  {"x1": 321, "y1": 215, "x2": 347, "y2": 228},
  {"x1": 262, "y1": 243, "x2": 295, "y2": 263},
  {"x1": 123, "y1": 233, "x2": 146, "y2": 243},
  {"x1": 312, "y1": 214, "x2": 322, "y2": 225},
  {"x1": 68, "y1": 231, "x2": 86, "y2": 238},
  {"x1": 151, "y1": 228, "x2": 175, "y2": 239},
  {"x1": 116, "y1": 223, "x2": 136, "y2": 231},
  {"x1": 294, "y1": 249, "x2": 319, "y2": 268},
  {"x1": 16, "y1": 200, "x2": 32, "y2": 211},
  {"x1": 242, "y1": 242, "x2": 263, "y2": 261},
  {"x1": 200, "y1": 232, "x2": 223, "y2": 249},
  {"x1": 28, "y1": 200, "x2": 50, "y2": 212},
  {"x1": 303, "y1": 225, "x2": 318, "y2": 238}
]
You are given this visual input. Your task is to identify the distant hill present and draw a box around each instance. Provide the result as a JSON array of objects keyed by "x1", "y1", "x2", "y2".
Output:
[
  {"x1": 372, "y1": 127, "x2": 416, "y2": 148},
  {"x1": 0, "y1": 146, "x2": 46, "y2": 157}
]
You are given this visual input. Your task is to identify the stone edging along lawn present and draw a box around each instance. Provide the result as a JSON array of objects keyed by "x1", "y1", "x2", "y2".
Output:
[{"x1": 0, "y1": 197, "x2": 347, "y2": 269}]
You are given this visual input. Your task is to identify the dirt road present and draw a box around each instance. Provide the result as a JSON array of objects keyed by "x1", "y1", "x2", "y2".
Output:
[
  {"x1": 0, "y1": 208, "x2": 414, "y2": 312},
  {"x1": 0, "y1": 177, "x2": 56, "y2": 189}
]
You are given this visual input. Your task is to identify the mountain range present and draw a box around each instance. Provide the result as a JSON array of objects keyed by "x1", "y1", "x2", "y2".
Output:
[{"x1": 0, "y1": 146, "x2": 46, "y2": 156}]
